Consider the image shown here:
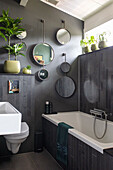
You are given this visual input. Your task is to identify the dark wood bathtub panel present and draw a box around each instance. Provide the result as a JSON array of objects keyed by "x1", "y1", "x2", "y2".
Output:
[
  {"x1": 42, "y1": 118, "x2": 57, "y2": 159},
  {"x1": 68, "y1": 134, "x2": 113, "y2": 170},
  {"x1": 43, "y1": 117, "x2": 113, "y2": 170}
]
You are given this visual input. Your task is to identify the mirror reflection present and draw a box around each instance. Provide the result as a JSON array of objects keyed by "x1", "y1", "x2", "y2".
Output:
[
  {"x1": 56, "y1": 28, "x2": 71, "y2": 45},
  {"x1": 33, "y1": 43, "x2": 54, "y2": 66}
]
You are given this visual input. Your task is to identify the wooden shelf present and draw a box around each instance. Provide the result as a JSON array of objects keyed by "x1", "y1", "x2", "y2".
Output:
[
  {"x1": 0, "y1": 73, "x2": 35, "y2": 76},
  {"x1": 79, "y1": 45, "x2": 113, "y2": 57}
]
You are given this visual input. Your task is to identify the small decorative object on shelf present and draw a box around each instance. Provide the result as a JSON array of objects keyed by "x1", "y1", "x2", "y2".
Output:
[
  {"x1": 4, "y1": 43, "x2": 25, "y2": 73},
  {"x1": 0, "y1": 9, "x2": 25, "y2": 73},
  {"x1": 80, "y1": 36, "x2": 91, "y2": 53},
  {"x1": 98, "y1": 32, "x2": 108, "y2": 49},
  {"x1": 22, "y1": 65, "x2": 31, "y2": 74},
  {"x1": 89, "y1": 36, "x2": 98, "y2": 52}
]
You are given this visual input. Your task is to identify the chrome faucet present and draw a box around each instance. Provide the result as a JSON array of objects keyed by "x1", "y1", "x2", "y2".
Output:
[{"x1": 90, "y1": 108, "x2": 107, "y2": 119}]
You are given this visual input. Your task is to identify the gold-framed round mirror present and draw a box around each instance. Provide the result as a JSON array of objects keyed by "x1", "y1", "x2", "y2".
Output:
[
  {"x1": 56, "y1": 28, "x2": 71, "y2": 45},
  {"x1": 33, "y1": 43, "x2": 54, "y2": 66}
]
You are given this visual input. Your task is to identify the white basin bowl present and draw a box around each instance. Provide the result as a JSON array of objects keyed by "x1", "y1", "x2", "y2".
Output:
[{"x1": 0, "y1": 102, "x2": 22, "y2": 135}]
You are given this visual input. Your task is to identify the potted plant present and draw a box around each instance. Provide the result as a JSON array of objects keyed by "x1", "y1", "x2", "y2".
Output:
[
  {"x1": 98, "y1": 32, "x2": 108, "y2": 49},
  {"x1": 80, "y1": 36, "x2": 91, "y2": 53},
  {"x1": 0, "y1": 9, "x2": 25, "y2": 73},
  {"x1": 22, "y1": 65, "x2": 31, "y2": 74},
  {"x1": 89, "y1": 36, "x2": 98, "y2": 52},
  {"x1": 4, "y1": 43, "x2": 25, "y2": 73}
]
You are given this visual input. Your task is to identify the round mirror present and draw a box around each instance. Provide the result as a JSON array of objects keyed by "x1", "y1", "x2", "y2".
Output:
[
  {"x1": 38, "y1": 69, "x2": 48, "y2": 81},
  {"x1": 56, "y1": 28, "x2": 71, "y2": 45},
  {"x1": 18, "y1": 42, "x2": 27, "y2": 52},
  {"x1": 16, "y1": 31, "x2": 27, "y2": 39},
  {"x1": 33, "y1": 43, "x2": 54, "y2": 66},
  {"x1": 55, "y1": 76, "x2": 75, "y2": 98},
  {"x1": 60, "y1": 62, "x2": 71, "y2": 73}
]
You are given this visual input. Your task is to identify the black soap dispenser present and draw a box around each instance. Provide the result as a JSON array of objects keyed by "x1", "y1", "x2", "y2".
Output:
[
  {"x1": 49, "y1": 101, "x2": 53, "y2": 114},
  {"x1": 45, "y1": 101, "x2": 53, "y2": 114},
  {"x1": 45, "y1": 101, "x2": 50, "y2": 114}
]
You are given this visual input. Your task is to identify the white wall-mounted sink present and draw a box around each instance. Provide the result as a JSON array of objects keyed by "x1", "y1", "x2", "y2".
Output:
[{"x1": 0, "y1": 102, "x2": 22, "y2": 135}]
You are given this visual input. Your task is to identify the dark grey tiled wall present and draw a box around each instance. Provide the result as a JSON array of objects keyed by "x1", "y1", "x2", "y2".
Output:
[
  {"x1": 80, "y1": 46, "x2": 113, "y2": 121},
  {"x1": 0, "y1": 0, "x2": 83, "y2": 156}
]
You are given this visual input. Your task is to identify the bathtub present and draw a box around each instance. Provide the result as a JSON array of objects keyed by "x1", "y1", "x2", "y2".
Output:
[{"x1": 42, "y1": 111, "x2": 113, "y2": 154}]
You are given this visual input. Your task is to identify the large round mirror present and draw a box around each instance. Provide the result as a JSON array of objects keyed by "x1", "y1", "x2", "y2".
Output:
[
  {"x1": 33, "y1": 43, "x2": 54, "y2": 66},
  {"x1": 55, "y1": 76, "x2": 75, "y2": 98},
  {"x1": 56, "y1": 28, "x2": 71, "y2": 45}
]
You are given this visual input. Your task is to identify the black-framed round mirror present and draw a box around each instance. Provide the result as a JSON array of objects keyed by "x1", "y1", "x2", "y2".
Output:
[
  {"x1": 38, "y1": 69, "x2": 48, "y2": 81},
  {"x1": 60, "y1": 62, "x2": 71, "y2": 73},
  {"x1": 33, "y1": 43, "x2": 54, "y2": 66},
  {"x1": 55, "y1": 76, "x2": 75, "y2": 98},
  {"x1": 56, "y1": 28, "x2": 71, "y2": 45}
]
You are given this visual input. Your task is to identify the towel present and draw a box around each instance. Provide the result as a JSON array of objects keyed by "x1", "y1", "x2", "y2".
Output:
[{"x1": 56, "y1": 122, "x2": 73, "y2": 166}]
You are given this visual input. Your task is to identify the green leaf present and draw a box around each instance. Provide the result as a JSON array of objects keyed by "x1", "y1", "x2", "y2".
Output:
[
  {"x1": 0, "y1": 9, "x2": 25, "y2": 46},
  {"x1": 0, "y1": 31, "x2": 7, "y2": 41},
  {"x1": 0, "y1": 27, "x2": 7, "y2": 31},
  {"x1": 26, "y1": 65, "x2": 31, "y2": 70},
  {"x1": 3, "y1": 43, "x2": 25, "y2": 58},
  {"x1": 19, "y1": 53, "x2": 25, "y2": 57}
]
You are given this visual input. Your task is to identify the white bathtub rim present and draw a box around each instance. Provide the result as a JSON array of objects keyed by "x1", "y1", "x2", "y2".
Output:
[
  {"x1": 42, "y1": 112, "x2": 113, "y2": 154},
  {"x1": 68, "y1": 128, "x2": 113, "y2": 154}
]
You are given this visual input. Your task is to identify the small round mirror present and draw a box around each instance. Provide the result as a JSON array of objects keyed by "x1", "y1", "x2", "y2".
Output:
[
  {"x1": 16, "y1": 31, "x2": 27, "y2": 39},
  {"x1": 60, "y1": 62, "x2": 71, "y2": 73},
  {"x1": 18, "y1": 42, "x2": 27, "y2": 52},
  {"x1": 56, "y1": 28, "x2": 71, "y2": 45},
  {"x1": 38, "y1": 69, "x2": 48, "y2": 81},
  {"x1": 33, "y1": 43, "x2": 54, "y2": 66}
]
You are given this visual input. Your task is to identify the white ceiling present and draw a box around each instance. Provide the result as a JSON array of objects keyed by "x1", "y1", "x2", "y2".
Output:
[{"x1": 40, "y1": 0, "x2": 113, "y2": 20}]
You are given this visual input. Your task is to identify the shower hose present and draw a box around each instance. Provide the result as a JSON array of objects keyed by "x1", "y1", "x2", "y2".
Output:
[{"x1": 93, "y1": 112, "x2": 107, "y2": 139}]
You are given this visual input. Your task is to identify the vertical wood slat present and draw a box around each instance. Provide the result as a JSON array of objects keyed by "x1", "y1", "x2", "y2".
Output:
[
  {"x1": 80, "y1": 46, "x2": 113, "y2": 121},
  {"x1": 43, "y1": 118, "x2": 113, "y2": 170}
]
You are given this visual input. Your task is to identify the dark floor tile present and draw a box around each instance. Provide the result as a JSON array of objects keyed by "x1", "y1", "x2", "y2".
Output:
[
  {"x1": 0, "y1": 149, "x2": 63, "y2": 170},
  {"x1": 0, "y1": 157, "x2": 12, "y2": 170},
  {"x1": 29, "y1": 150, "x2": 63, "y2": 170},
  {"x1": 10, "y1": 153, "x2": 38, "y2": 170}
]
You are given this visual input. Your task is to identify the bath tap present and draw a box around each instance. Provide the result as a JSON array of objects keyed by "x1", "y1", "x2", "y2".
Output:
[
  {"x1": 90, "y1": 108, "x2": 108, "y2": 139},
  {"x1": 90, "y1": 108, "x2": 107, "y2": 119}
]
